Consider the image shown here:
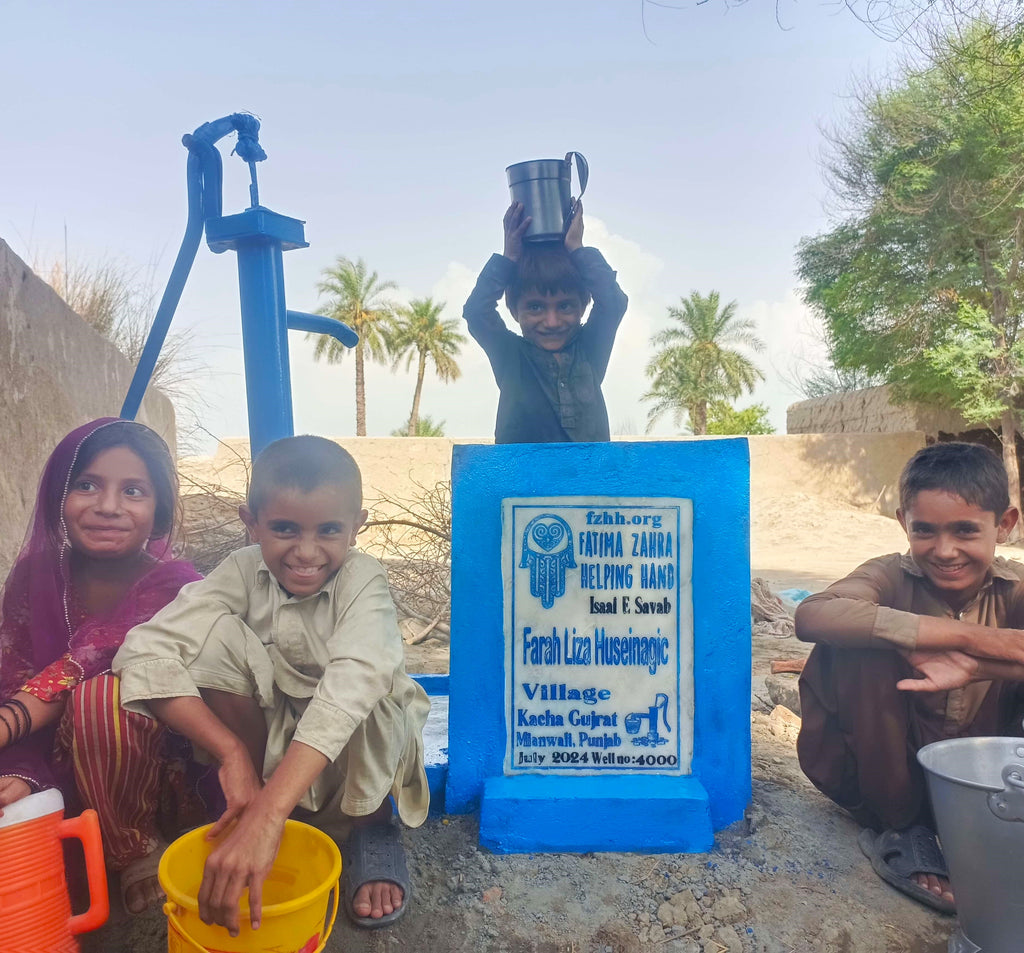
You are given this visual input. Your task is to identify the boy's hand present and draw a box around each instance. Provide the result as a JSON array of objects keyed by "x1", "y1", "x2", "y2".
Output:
[
  {"x1": 198, "y1": 798, "x2": 286, "y2": 936},
  {"x1": 564, "y1": 199, "x2": 584, "y2": 253},
  {"x1": 898, "y1": 649, "x2": 979, "y2": 692},
  {"x1": 207, "y1": 746, "x2": 263, "y2": 839},
  {"x1": 503, "y1": 202, "x2": 532, "y2": 262},
  {"x1": 197, "y1": 741, "x2": 329, "y2": 935}
]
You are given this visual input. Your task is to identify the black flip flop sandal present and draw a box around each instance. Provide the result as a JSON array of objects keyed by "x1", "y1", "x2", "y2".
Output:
[
  {"x1": 343, "y1": 821, "x2": 411, "y2": 929},
  {"x1": 857, "y1": 825, "x2": 955, "y2": 915}
]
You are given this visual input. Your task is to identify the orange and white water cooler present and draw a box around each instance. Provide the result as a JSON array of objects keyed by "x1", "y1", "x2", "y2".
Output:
[{"x1": 0, "y1": 788, "x2": 108, "y2": 953}]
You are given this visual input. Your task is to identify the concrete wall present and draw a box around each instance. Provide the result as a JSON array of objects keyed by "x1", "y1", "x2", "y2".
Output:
[
  {"x1": 0, "y1": 239, "x2": 174, "y2": 577},
  {"x1": 787, "y1": 384, "x2": 973, "y2": 436},
  {"x1": 181, "y1": 436, "x2": 488, "y2": 505},
  {"x1": 183, "y1": 433, "x2": 924, "y2": 510},
  {"x1": 747, "y1": 431, "x2": 925, "y2": 514},
  {"x1": 180, "y1": 431, "x2": 925, "y2": 552},
  {"x1": 180, "y1": 436, "x2": 491, "y2": 562}
]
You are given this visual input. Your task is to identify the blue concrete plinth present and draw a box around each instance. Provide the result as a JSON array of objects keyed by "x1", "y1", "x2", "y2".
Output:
[
  {"x1": 481, "y1": 775, "x2": 712, "y2": 854},
  {"x1": 423, "y1": 695, "x2": 449, "y2": 815},
  {"x1": 412, "y1": 674, "x2": 450, "y2": 815},
  {"x1": 447, "y1": 441, "x2": 752, "y2": 853}
]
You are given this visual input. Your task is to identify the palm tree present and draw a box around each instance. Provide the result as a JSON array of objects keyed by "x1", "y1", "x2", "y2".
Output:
[
  {"x1": 311, "y1": 257, "x2": 396, "y2": 436},
  {"x1": 388, "y1": 298, "x2": 466, "y2": 436},
  {"x1": 643, "y1": 291, "x2": 765, "y2": 435},
  {"x1": 390, "y1": 414, "x2": 447, "y2": 437}
]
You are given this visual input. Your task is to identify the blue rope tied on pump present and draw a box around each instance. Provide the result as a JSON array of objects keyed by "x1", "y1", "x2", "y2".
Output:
[{"x1": 230, "y1": 114, "x2": 267, "y2": 164}]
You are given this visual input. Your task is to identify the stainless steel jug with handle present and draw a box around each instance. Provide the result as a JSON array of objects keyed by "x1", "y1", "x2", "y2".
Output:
[
  {"x1": 918, "y1": 736, "x2": 1024, "y2": 952},
  {"x1": 506, "y1": 152, "x2": 589, "y2": 243}
]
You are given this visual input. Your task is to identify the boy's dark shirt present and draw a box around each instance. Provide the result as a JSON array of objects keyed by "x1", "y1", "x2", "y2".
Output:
[{"x1": 463, "y1": 247, "x2": 628, "y2": 444}]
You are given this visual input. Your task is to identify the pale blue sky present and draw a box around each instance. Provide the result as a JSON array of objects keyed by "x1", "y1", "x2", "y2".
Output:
[{"x1": 1, "y1": 1, "x2": 900, "y2": 447}]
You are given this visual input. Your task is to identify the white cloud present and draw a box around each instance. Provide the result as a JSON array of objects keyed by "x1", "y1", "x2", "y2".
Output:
[
  {"x1": 431, "y1": 261, "x2": 476, "y2": 313},
  {"x1": 582, "y1": 217, "x2": 667, "y2": 437},
  {"x1": 746, "y1": 289, "x2": 828, "y2": 433}
]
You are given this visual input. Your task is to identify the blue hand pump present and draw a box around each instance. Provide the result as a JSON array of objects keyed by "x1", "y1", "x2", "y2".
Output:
[{"x1": 120, "y1": 113, "x2": 357, "y2": 457}]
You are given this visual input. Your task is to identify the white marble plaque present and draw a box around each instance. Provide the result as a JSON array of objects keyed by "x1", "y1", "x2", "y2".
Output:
[{"x1": 502, "y1": 497, "x2": 694, "y2": 776}]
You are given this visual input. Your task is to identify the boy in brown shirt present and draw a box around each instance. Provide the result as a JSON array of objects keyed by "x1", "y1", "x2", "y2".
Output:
[{"x1": 796, "y1": 442, "x2": 1024, "y2": 914}]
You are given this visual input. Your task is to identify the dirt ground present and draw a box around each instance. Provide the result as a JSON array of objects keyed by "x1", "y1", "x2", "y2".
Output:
[{"x1": 83, "y1": 495, "x2": 988, "y2": 953}]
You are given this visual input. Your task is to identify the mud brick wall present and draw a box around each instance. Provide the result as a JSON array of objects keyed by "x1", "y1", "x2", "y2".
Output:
[{"x1": 0, "y1": 238, "x2": 174, "y2": 577}]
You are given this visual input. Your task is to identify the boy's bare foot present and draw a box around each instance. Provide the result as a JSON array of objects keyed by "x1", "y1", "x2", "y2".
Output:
[{"x1": 351, "y1": 880, "x2": 403, "y2": 920}]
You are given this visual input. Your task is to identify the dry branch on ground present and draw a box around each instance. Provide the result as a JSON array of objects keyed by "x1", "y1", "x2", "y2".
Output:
[
  {"x1": 363, "y1": 479, "x2": 451, "y2": 644},
  {"x1": 177, "y1": 447, "x2": 250, "y2": 575}
]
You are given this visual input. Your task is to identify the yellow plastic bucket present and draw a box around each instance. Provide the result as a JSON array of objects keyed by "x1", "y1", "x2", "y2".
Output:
[{"x1": 158, "y1": 820, "x2": 341, "y2": 953}]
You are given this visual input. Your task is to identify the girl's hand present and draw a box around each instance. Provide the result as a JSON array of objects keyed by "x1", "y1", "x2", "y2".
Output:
[
  {"x1": 564, "y1": 199, "x2": 584, "y2": 252},
  {"x1": 503, "y1": 202, "x2": 532, "y2": 262},
  {"x1": 0, "y1": 777, "x2": 32, "y2": 816}
]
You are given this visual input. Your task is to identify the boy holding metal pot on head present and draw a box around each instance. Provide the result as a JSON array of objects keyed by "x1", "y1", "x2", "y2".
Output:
[{"x1": 462, "y1": 200, "x2": 628, "y2": 444}]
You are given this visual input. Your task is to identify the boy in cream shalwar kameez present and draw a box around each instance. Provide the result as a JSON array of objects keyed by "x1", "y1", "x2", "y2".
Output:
[{"x1": 113, "y1": 436, "x2": 429, "y2": 935}]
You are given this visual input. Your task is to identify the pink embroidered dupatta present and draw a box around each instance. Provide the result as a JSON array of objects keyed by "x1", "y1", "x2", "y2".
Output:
[{"x1": 0, "y1": 418, "x2": 200, "y2": 789}]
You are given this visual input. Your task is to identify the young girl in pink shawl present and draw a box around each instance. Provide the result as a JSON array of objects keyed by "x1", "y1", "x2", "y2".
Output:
[{"x1": 0, "y1": 418, "x2": 203, "y2": 914}]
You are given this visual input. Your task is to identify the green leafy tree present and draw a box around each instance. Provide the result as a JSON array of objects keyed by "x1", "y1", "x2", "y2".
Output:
[
  {"x1": 706, "y1": 402, "x2": 776, "y2": 435},
  {"x1": 783, "y1": 320, "x2": 884, "y2": 399},
  {"x1": 310, "y1": 257, "x2": 396, "y2": 436},
  {"x1": 642, "y1": 291, "x2": 765, "y2": 435},
  {"x1": 390, "y1": 414, "x2": 447, "y2": 437},
  {"x1": 659, "y1": 0, "x2": 1024, "y2": 41},
  {"x1": 798, "y1": 363, "x2": 882, "y2": 400},
  {"x1": 796, "y1": 17, "x2": 1024, "y2": 516},
  {"x1": 388, "y1": 298, "x2": 465, "y2": 436}
]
